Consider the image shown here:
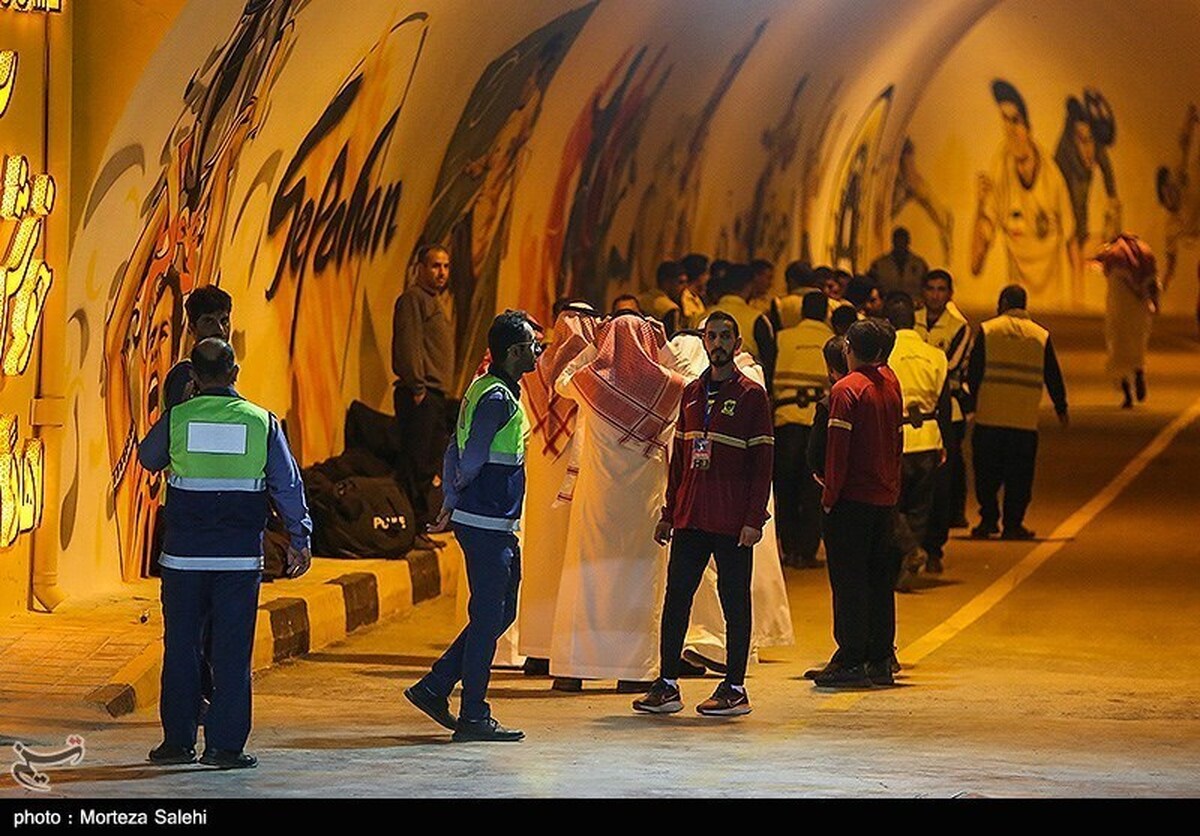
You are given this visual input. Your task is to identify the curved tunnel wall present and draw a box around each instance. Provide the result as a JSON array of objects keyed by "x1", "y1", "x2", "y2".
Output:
[{"x1": 51, "y1": 0, "x2": 1198, "y2": 598}]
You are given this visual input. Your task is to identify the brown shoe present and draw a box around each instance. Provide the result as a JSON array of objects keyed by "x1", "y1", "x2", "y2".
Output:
[{"x1": 696, "y1": 682, "x2": 751, "y2": 716}]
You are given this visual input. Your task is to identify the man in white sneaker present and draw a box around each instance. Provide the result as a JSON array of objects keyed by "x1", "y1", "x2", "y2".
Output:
[{"x1": 633, "y1": 311, "x2": 774, "y2": 717}]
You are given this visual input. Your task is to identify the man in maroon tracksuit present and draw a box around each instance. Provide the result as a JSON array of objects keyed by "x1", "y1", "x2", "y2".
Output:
[
  {"x1": 814, "y1": 318, "x2": 904, "y2": 689},
  {"x1": 633, "y1": 311, "x2": 775, "y2": 717}
]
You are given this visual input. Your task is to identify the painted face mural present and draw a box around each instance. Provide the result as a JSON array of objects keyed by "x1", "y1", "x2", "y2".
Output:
[{"x1": 418, "y1": 3, "x2": 596, "y2": 393}]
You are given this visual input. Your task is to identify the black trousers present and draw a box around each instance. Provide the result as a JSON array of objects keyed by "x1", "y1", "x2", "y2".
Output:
[
  {"x1": 926, "y1": 421, "x2": 966, "y2": 557},
  {"x1": 160, "y1": 568, "x2": 260, "y2": 752},
  {"x1": 893, "y1": 450, "x2": 940, "y2": 559},
  {"x1": 823, "y1": 501, "x2": 900, "y2": 667},
  {"x1": 773, "y1": 424, "x2": 823, "y2": 563},
  {"x1": 972, "y1": 424, "x2": 1039, "y2": 529},
  {"x1": 659, "y1": 529, "x2": 753, "y2": 686},
  {"x1": 394, "y1": 387, "x2": 450, "y2": 528}
]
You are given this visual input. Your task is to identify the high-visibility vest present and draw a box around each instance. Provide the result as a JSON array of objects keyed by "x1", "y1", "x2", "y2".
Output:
[
  {"x1": 771, "y1": 289, "x2": 831, "y2": 331},
  {"x1": 711, "y1": 294, "x2": 763, "y2": 360},
  {"x1": 915, "y1": 305, "x2": 970, "y2": 422},
  {"x1": 451, "y1": 373, "x2": 531, "y2": 531},
  {"x1": 772, "y1": 318, "x2": 833, "y2": 427},
  {"x1": 974, "y1": 310, "x2": 1048, "y2": 431},
  {"x1": 888, "y1": 329, "x2": 948, "y2": 453},
  {"x1": 680, "y1": 288, "x2": 707, "y2": 330},
  {"x1": 164, "y1": 394, "x2": 271, "y2": 570}
]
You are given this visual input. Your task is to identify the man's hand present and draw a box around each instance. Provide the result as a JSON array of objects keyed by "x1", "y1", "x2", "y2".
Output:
[
  {"x1": 413, "y1": 388, "x2": 427, "y2": 406},
  {"x1": 428, "y1": 507, "x2": 452, "y2": 534},
  {"x1": 938, "y1": 448, "x2": 948, "y2": 467},
  {"x1": 1057, "y1": 411, "x2": 1070, "y2": 429},
  {"x1": 812, "y1": 473, "x2": 825, "y2": 487},
  {"x1": 653, "y1": 520, "x2": 673, "y2": 546},
  {"x1": 284, "y1": 545, "x2": 312, "y2": 579},
  {"x1": 738, "y1": 526, "x2": 762, "y2": 548}
]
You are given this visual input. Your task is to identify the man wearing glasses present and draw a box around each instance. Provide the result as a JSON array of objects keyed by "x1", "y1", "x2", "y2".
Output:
[{"x1": 405, "y1": 311, "x2": 540, "y2": 742}]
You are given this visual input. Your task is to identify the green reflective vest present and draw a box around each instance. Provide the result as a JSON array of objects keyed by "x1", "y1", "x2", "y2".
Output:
[
  {"x1": 169, "y1": 395, "x2": 270, "y2": 490},
  {"x1": 457, "y1": 374, "x2": 530, "y2": 467}
]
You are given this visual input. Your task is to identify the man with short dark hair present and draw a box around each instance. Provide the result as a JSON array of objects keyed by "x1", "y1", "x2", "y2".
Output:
[
  {"x1": 748, "y1": 259, "x2": 775, "y2": 312},
  {"x1": 813, "y1": 319, "x2": 904, "y2": 689},
  {"x1": 393, "y1": 245, "x2": 456, "y2": 547},
  {"x1": 917, "y1": 269, "x2": 973, "y2": 554},
  {"x1": 635, "y1": 310, "x2": 774, "y2": 716},
  {"x1": 679, "y1": 253, "x2": 710, "y2": 328},
  {"x1": 770, "y1": 291, "x2": 833, "y2": 568},
  {"x1": 611, "y1": 294, "x2": 643, "y2": 315},
  {"x1": 406, "y1": 311, "x2": 538, "y2": 742},
  {"x1": 967, "y1": 285, "x2": 1068, "y2": 540},
  {"x1": 869, "y1": 228, "x2": 929, "y2": 301},
  {"x1": 639, "y1": 260, "x2": 688, "y2": 336},
  {"x1": 140, "y1": 338, "x2": 312, "y2": 769},
  {"x1": 163, "y1": 286, "x2": 233, "y2": 409},
  {"x1": 844, "y1": 275, "x2": 883, "y2": 319},
  {"x1": 883, "y1": 292, "x2": 951, "y2": 591}
]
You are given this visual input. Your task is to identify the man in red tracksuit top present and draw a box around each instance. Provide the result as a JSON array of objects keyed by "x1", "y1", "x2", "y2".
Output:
[
  {"x1": 814, "y1": 318, "x2": 904, "y2": 690},
  {"x1": 633, "y1": 311, "x2": 775, "y2": 717}
]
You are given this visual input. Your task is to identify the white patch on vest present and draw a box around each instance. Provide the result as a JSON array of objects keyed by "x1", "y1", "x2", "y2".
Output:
[{"x1": 187, "y1": 422, "x2": 247, "y2": 455}]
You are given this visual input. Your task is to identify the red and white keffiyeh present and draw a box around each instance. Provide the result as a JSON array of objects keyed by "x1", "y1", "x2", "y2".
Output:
[
  {"x1": 569, "y1": 314, "x2": 686, "y2": 460},
  {"x1": 525, "y1": 310, "x2": 598, "y2": 459}
]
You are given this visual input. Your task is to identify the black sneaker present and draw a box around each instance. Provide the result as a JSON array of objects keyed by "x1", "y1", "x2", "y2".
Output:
[
  {"x1": 803, "y1": 659, "x2": 840, "y2": 680},
  {"x1": 522, "y1": 657, "x2": 550, "y2": 677},
  {"x1": 696, "y1": 682, "x2": 752, "y2": 716},
  {"x1": 970, "y1": 522, "x2": 999, "y2": 539},
  {"x1": 865, "y1": 659, "x2": 895, "y2": 686},
  {"x1": 199, "y1": 749, "x2": 257, "y2": 769},
  {"x1": 632, "y1": 678, "x2": 683, "y2": 714},
  {"x1": 683, "y1": 648, "x2": 727, "y2": 674},
  {"x1": 1001, "y1": 525, "x2": 1036, "y2": 541},
  {"x1": 148, "y1": 743, "x2": 196, "y2": 765},
  {"x1": 813, "y1": 663, "x2": 873, "y2": 690},
  {"x1": 451, "y1": 717, "x2": 524, "y2": 742},
  {"x1": 404, "y1": 682, "x2": 457, "y2": 731},
  {"x1": 677, "y1": 656, "x2": 708, "y2": 678}
]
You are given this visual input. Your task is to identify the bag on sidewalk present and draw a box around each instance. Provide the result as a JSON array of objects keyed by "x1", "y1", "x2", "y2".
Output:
[{"x1": 309, "y1": 476, "x2": 416, "y2": 558}]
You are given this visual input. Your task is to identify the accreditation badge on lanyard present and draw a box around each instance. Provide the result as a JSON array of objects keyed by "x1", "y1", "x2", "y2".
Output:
[{"x1": 693, "y1": 382, "x2": 718, "y2": 470}]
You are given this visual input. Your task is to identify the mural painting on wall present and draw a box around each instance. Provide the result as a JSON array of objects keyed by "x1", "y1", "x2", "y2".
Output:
[
  {"x1": 98, "y1": 0, "x2": 298, "y2": 581},
  {"x1": 1055, "y1": 88, "x2": 1120, "y2": 303},
  {"x1": 827, "y1": 86, "x2": 893, "y2": 273},
  {"x1": 1156, "y1": 103, "x2": 1200, "y2": 296},
  {"x1": 90, "y1": 0, "x2": 432, "y2": 580},
  {"x1": 970, "y1": 79, "x2": 1077, "y2": 305},
  {"x1": 527, "y1": 44, "x2": 671, "y2": 324},
  {"x1": 891, "y1": 137, "x2": 955, "y2": 265},
  {"x1": 796, "y1": 80, "x2": 842, "y2": 266},
  {"x1": 629, "y1": 20, "x2": 767, "y2": 292},
  {"x1": 727, "y1": 74, "x2": 809, "y2": 264},
  {"x1": 418, "y1": 2, "x2": 596, "y2": 395}
]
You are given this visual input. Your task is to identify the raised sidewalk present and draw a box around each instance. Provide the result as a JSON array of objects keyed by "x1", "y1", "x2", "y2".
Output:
[{"x1": 0, "y1": 545, "x2": 460, "y2": 720}]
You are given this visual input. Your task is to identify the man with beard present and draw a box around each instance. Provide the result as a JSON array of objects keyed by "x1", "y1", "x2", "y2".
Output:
[{"x1": 634, "y1": 311, "x2": 774, "y2": 716}]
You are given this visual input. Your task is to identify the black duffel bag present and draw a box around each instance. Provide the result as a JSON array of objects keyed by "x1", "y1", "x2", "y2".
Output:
[{"x1": 309, "y1": 475, "x2": 416, "y2": 558}]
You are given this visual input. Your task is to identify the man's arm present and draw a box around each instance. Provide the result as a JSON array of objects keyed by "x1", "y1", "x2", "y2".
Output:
[
  {"x1": 806, "y1": 400, "x2": 829, "y2": 479},
  {"x1": 1043, "y1": 337, "x2": 1069, "y2": 419},
  {"x1": 391, "y1": 292, "x2": 427, "y2": 397},
  {"x1": 162, "y1": 361, "x2": 193, "y2": 411},
  {"x1": 264, "y1": 416, "x2": 313, "y2": 550},
  {"x1": 660, "y1": 404, "x2": 687, "y2": 528},
  {"x1": 137, "y1": 414, "x2": 172, "y2": 473},
  {"x1": 821, "y1": 385, "x2": 856, "y2": 509},
  {"x1": 741, "y1": 386, "x2": 775, "y2": 531},
  {"x1": 935, "y1": 376, "x2": 953, "y2": 452},
  {"x1": 453, "y1": 391, "x2": 515, "y2": 493}
]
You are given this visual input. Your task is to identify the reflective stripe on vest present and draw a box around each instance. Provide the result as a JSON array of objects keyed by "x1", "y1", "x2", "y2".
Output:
[
  {"x1": 167, "y1": 474, "x2": 266, "y2": 492},
  {"x1": 450, "y1": 509, "x2": 521, "y2": 532},
  {"x1": 772, "y1": 319, "x2": 832, "y2": 427},
  {"x1": 169, "y1": 396, "x2": 270, "y2": 484},
  {"x1": 889, "y1": 330, "x2": 948, "y2": 453},
  {"x1": 457, "y1": 374, "x2": 531, "y2": 466},
  {"x1": 159, "y1": 553, "x2": 263, "y2": 571},
  {"x1": 975, "y1": 312, "x2": 1048, "y2": 431}
]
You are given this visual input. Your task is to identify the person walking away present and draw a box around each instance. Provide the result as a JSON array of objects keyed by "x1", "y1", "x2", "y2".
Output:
[{"x1": 1094, "y1": 234, "x2": 1159, "y2": 408}]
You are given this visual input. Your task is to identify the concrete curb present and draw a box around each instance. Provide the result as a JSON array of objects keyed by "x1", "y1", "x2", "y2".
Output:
[{"x1": 85, "y1": 547, "x2": 459, "y2": 717}]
